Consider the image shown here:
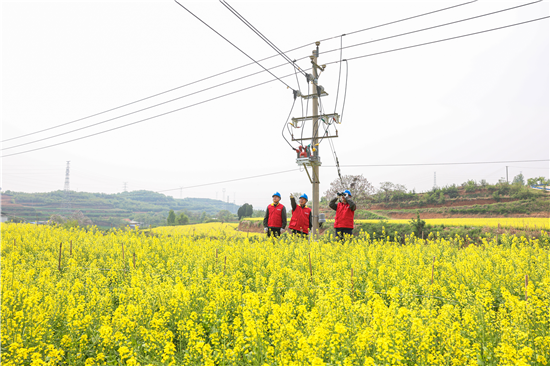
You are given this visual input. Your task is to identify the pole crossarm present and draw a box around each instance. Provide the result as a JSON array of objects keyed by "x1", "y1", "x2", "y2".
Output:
[
  {"x1": 292, "y1": 130, "x2": 338, "y2": 141},
  {"x1": 300, "y1": 91, "x2": 328, "y2": 100},
  {"x1": 291, "y1": 113, "x2": 340, "y2": 124}
]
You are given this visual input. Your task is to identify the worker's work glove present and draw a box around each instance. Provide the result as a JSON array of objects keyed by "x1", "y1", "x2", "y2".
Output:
[
  {"x1": 264, "y1": 227, "x2": 268, "y2": 233},
  {"x1": 290, "y1": 194, "x2": 294, "y2": 199}
]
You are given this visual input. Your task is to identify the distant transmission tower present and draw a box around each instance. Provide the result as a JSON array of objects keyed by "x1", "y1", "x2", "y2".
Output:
[
  {"x1": 123, "y1": 182, "x2": 128, "y2": 192},
  {"x1": 62, "y1": 161, "x2": 71, "y2": 214},
  {"x1": 433, "y1": 172, "x2": 437, "y2": 189}
]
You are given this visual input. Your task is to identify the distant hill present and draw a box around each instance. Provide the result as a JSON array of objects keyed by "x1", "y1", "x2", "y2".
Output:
[
  {"x1": 1, "y1": 190, "x2": 238, "y2": 227},
  {"x1": 320, "y1": 183, "x2": 549, "y2": 220}
]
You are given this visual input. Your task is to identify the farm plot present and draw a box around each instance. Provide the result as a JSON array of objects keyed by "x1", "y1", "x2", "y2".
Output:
[{"x1": 1, "y1": 224, "x2": 549, "y2": 365}]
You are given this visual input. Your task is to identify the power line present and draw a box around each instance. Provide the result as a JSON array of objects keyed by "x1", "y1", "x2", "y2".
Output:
[
  {"x1": 1, "y1": 59, "x2": 295, "y2": 151},
  {"x1": 173, "y1": 0, "x2": 295, "y2": 91},
  {"x1": 328, "y1": 16, "x2": 550, "y2": 64},
  {"x1": 4, "y1": 15, "x2": 548, "y2": 158},
  {"x1": 2, "y1": 0, "x2": 477, "y2": 144},
  {"x1": 1, "y1": 70, "x2": 300, "y2": 158},
  {"x1": 220, "y1": 0, "x2": 307, "y2": 78},
  {"x1": 318, "y1": 0, "x2": 543, "y2": 60},
  {"x1": 5, "y1": 1, "x2": 542, "y2": 152},
  {"x1": 317, "y1": 0, "x2": 478, "y2": 44},
  {"x1": 156, "y1": 169, "x2": 299, "y2": 193},
  {"x1": 92, "y1": 159, "x2": 550, "y2": 196},
  {"x1": 8, "y1": 1, "x2": 538, "y2": 152},
  {"x1": 326, "y1": 159, "x2": 549, "y2": 168}
]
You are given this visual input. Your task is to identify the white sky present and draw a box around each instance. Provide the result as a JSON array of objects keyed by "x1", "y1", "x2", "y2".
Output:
[{"x1": 2, "y1": 0, "x2": 549, "y2": 210}]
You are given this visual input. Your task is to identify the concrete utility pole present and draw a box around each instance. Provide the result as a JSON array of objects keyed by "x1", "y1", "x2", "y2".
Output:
[
  {"x1": 311, "y1": 44, "x2": 320, "y2": 239},
  {"x1": 291, "y1": 41, "x2": 338, "y2": 240}
]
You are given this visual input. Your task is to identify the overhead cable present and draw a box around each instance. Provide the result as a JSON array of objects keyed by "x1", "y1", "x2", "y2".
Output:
[
  {"x1": 173, "y1": 0, "x2": 294, "y2": 90},
  {"x1": 220, "y1": 0, "x2": 307, "y2": 78},
  {"x1": 327, "y1": 159, "x2": 550, "y2": 168},
  {"x1": 1, "y1": 70, "x2": 303, "y2": 158},
  {"x1": 2, "y1": 0, "x2": 477, "y2": 143},
  {"x1": 7, "y1": 0, "x2": 536, "y2": 151},
  {"x1": 4, "y1": 15, "x2": 548, "y2": 158},
  {"x1": 156, "y1": 169, "x2": 299, "y2": 193},
  {"x1": 327, "y1": 16, "x2": 550, "y2": 65},
  {"x1": 318, "y1": 0, "x2": 543, "y2": 59}
]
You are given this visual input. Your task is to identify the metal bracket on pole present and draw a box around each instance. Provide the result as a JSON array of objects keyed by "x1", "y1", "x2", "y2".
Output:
[
  {"x1": 302, "y1": 163, "x2": 320, "y2": 184},
  {"x1": 303, "y1": 164, "x2": 314, "y2": 184},
  {"x1": 292, "y1": 113, "x2": 340, "y2": 124},
  {"x1": 311, "y1": 61, "x2": 325, "y2": 72}
]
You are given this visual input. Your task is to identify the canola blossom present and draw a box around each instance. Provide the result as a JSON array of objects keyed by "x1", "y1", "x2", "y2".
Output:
[
  {"x1": 244, "y1": 217, "x2": 550, "y2": 230},
  {"x1": 1, "y1": 223, "x2": 549, "y2": 365},
  {"x1": 151, "y1": 222, "x2": 261, "y2": 236}
]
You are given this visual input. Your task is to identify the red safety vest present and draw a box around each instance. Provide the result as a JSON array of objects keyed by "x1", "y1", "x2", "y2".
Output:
[
  {"x1": 289, "y1": 205, "x2": 311, "y2": 234},
  {"x1": 267, "y1": 203, "x2": 284, "y2": 228},
  {"x1": 334, "y1": 202, "x2": 355, "y2": 229}
]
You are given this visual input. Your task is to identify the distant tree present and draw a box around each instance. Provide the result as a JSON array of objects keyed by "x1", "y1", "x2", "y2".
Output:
[
  {"x1": 70, "y1": 210, "x2": 93, "y2": 226},
  {"x1": 167, "y1": 210, "x2": 176, "y2": 225},
  {"x1": 245, "y1": 204, "x2": 253, "y2": 217},
  {"x1": 512, "y1": 173, "x2": 525, "y2": 186},
  {"x1": 462, "y1": 180, "x2": 478, "y2": 192},
  {"x1": 217, "y1": 210, "x2": 235, "y2": 222},
  {"x1": 377, "y1": 182, "x2": 407, "y2": 202},
  {"x1": 176, "y1": 212, "x2": 189, "y2": 225},
  {"x1": 527, "y1": 176, "x2": 550, "y2": 187},
  {"x1": 324, "y1": 174, "x2": 375, "y2": 202},
  {"x1": 49, "y1": 214, "x2": 66, "y2": 225},
  {"x1": 443, "y1": 184, "x2": 459, "y2": 198},
  {"x1": 252, "y1": 209, "x2": 266, "y2": 218},
  {"x1": 200, "y1": 211, "x2": 209, "y2": 223},
  {"x1": 237, "y1": 203, "x2": 254, "y2": 219},
  {"x1": 409, "y1": 212, "x2": 426, "y2": 237}
]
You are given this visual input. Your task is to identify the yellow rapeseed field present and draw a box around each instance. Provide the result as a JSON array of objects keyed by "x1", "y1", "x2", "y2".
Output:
[
  {"x1": 1, "y1": 223, "x2": 549, "y2": 365},
  {"x1": 151, "y1": 222, "x2": 261, "y2": 236},
  {"x1": 244, "y1": 217, "x2": 550, "y2": 230}
]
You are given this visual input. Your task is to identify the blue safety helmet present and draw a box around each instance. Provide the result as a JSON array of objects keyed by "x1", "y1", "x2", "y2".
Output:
[
  {"x1": 299, "y1": 193, "x2": 308, "y2": 201},
  {"x1": 344, "y1": 190, "x2": 352, "y2": 196},
  {"x1": 272, "y1": 192, "x2": 281, "y2": 198}
]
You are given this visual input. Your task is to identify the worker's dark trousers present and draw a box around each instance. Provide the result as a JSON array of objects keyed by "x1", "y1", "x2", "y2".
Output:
[
  {"x1": 335, "y1": 228, "x2": 353, "y2": 241},
  {"x1": 291, "y1": 229, "x2": 308, "y2": 237},
  {"x1": 267, "y1": 227, "x2": 281, "y2": 237}
]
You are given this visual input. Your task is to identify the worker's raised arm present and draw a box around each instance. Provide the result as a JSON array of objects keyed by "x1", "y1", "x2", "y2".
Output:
[{"x1": 290, "y1": 195, "x2": 297, "y2": 211}]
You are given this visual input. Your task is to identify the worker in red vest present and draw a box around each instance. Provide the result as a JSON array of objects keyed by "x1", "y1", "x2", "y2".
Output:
[
  {"x1": 289, "y1": 193, "x2": 312, "y2": 237},
  {"x1": 263, "y1": 192, "x2": 287, "y2": 237},
  {"x1": 329, "y1": 189, "x2": 356, "y2": 241}
]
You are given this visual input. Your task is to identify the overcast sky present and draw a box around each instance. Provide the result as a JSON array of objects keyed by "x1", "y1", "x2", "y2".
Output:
[{"x1": 2, "y1": 0, "x2": 548, "y2": 210}]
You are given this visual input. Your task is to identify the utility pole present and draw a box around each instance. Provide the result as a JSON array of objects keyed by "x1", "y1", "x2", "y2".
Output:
[
  {"x1": 311, "y1": 43, "x2": 320, "y2": 239},
  {"x1": 506, "y1": 166, "x2": 509, "y2": 183},
  {"x1": 291, "y1": 41, "x2": 337, "y2": 240}
]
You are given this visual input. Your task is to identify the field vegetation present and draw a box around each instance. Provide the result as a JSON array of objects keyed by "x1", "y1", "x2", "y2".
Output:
[{"x1": 2, "y1": 223, "x2": 549, "y2": 365}]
